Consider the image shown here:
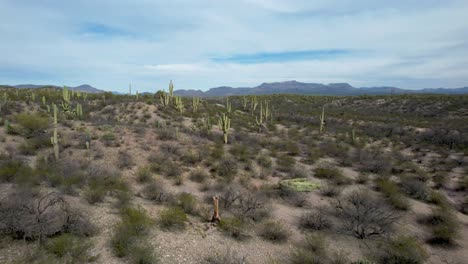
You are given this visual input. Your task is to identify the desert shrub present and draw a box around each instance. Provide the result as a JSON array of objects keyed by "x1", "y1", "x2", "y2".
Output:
[
  {"x1": 189, "y1": 168, "x2": 209, "y2": 183},
  {"x1": 455, "y1": 175, "x2": 467, "y2": 192},
  {"x1": 424, "y1": 206, "x2": 460, "y2": 244},
  {"x1": 130, "y1": 243, "x2": 159, "y2": 264},
  {"x1": 432, "y1": 172, "x2": 448, "y2": 189},
  {"x1": 356, "y1": 173, "x2": 369, "y2": 184},
  {"x1": 235, "y1": 192, "x2": 270, "y2": 221},
  {"x1": 162, "y1": 160, "x2": 181, "y2": 178},
  {"x1": 19, "y1": 134, "x2": 51, "y2": 155},
  {"x1": 230, "y1": 143, "x2": 253, "y2": 162},
  {"x1": 157, "y1": 126, "x2": 178, "y2": 140},
  {"x1": 218, "y1": 217, "x2": 249, "y2": 240},
  {"x1": 142, "y1": 179, "x2": 171, "y2": 203},
  {"x1": 101, "y1": 132, "x2": 119, "y2": 147},
  {"x1": 136, "y1": 166, "x2": 153, "y2": 183},
  {"x1": 427, "y1": 190, "x2": 448, "y2": 206},
  {"x1": 215, "y1": 157, "x2": 238, "y2": 181},
  {"x1": 45, "y1": 233, "x2": 94, "y2": 262},
  {"x1": 111, "y1": 207, "x2": 155, "y2": 261},
  {"x1": 259, "y1": 221, "x2": 289, "y2": 243},
  {"x1": 376, "y1": 236, "x2": 428, "y2": 264},
  {"x1": 0, "y1": 191, "x2": 95, "y2": 242},
  {"x1": 117, "y1": 150, "x2": 134, "y2": 169},
  {"x1": 276, "y1": 153, "x2": 296, "y2": 172},
  {"x1": 314, "y1": 165, "x2": 350, "y2": 185},
  {"x1": 204, "y1": 247, "x2": 248, "y2": 264},
  {"x1": 159, "y1": 207, "x2": 188, "y2": 231},
  {"x1": 280, "y1": 188, "x2": 309, "y2": 207},
  {"x1": 334, "y1": 190, "x2": 399, "y2": 239},
  {"x1": 159, "y1": 142, "x2": 181, "y2": 159},
  {"x1": 358, "y1": 148, "x2": 392, "y2": 174},
  {"x1": 376, "y1": 178, "x2": 409, "y2": 210},
  {"x1": 219, "y1": 185, "x2": 242, "y2": 209},
  {"x1": 15, "y1": 113, "x2": 49, "y2": 137},
  {"x1": 85, "y1": 164, "x2": 128, "y2": 204},
  {"x1": 319, "y1": 184, "x2": 342, "y2": 197},
  {"x1": 210, "y1": 143, "x2": 224, "y2": 160},
  {"x1": 256, "y1": 153, "x2": 272, "y2": 168},
  {"x1": 299, "y1": 207, "x2": 331, "y2": 231},
  {"x1": 0, "y1": 158, "x2": 35, "y2": 184},
  {"x1": 288, "y1": 165, "x2": 308, "y2": 179},
  {"x1": 399, "y1": 177, "x2": 429, "y2": 200},
  {"x1": 176, "y1": 192, "x2": 199, "y2": 215},
  {"x1": 288, "y1": 233, "x2": 328, "y2": 264},
  {"x1": 181, "y1": 149, "x2": 202, "y2": 165}
]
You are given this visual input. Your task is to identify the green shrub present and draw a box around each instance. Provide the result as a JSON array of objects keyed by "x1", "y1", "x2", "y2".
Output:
[
  {"x1": 277, "y1": 154, "x2": 296, "y2": 172},
  {"x1": 256, "y1": 154, "x2": 272, "y2": 168},
  {"x1": 159, "y1": 207, "x2": 188, "y2": 231},
  {"x1": 130, "y1": 243, "x2": 159, "y2": 264},
  {"x1": 120, "y1": 207, "x2": 153, "y2": 235},
  {"x1": 376, "y1": 178, "x2": 409, "y2": 210},
  {"x1": 218, "y1": 217, "x2": 249, "y2": 240},
  {"x1": 258, "y1": 221, "x2": 289, "y2": 243},
  {"x1": 289, "y1": 233, "x2": 327, "y2": 264},
  {"x1": 377, "y1": 236, "x2": 427, "y2": 264},
  {"x1": 45, "y1": 234, "x2": 94, "y2": 262},
  {"x1": 15, "y1": 113, "x2": 49, "y2": 137},
  {"x1": 189, "y1": 168, "x2": 209, "y2": 183},
  {"x1": 215, "y1": 157, "x2": 238, "y2": 181},
  {"x1": 176, "y1": 192, "x2": 199, "y2": 215},
  {"x1": 136, "y1": 166, "x2": 153, "y2": 183},
  {"x1": 425, "y1": 206, "x2": 460, "y2": 244}
]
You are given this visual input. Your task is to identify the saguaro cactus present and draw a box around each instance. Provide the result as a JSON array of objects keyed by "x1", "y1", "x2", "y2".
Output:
[
  {"x1": 226, "y1": 97, "x2": 232, "y2": 114},
  {"x1": 174, "y1": 96, "x2": 185, "y2": 113},
  {"x1": 136, "y1": 91, "x2": 139, "y2": 101},
  {"x1": 61, "y1": 86, "x2": 73, "y2": 114},
  {"x1": 242, "y1": 96, "x2": 248, "y2": 110},
  {"x1": 250, "y1": 96, "x2": 258, "y2": 114},
  {"x1": 192, "y1": 97, "x2": 201, "y2": 113},
  {"x1": 218, "y1": 112, "x2": 231, "y2": 144},
  {"x1": 50, "y1": 104, "x2": 59, "y2": 160},
  {"x1": 160, "y1": 91, "x2": 170, "y2": 107},
  {"x1": 42, "y1": 96, "x2": 46, "y2": 106},
  {"x1": 169, "y1": 80, "x2": 174, "y2": 98},
  {"x1": 319, "y1": 106, "x2": 325, "y2": 134}
]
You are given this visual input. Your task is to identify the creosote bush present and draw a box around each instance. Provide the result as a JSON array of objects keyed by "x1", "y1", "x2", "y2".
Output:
[
  {"x1": 258, "y1": 221, "x2": 290, "y2": 243},
  {"x1": 375, "y1": 236, "x2": 427, "y2": 264},
  {"x1": 159, "y1": 206, "x2": 188, "y2": 231}
]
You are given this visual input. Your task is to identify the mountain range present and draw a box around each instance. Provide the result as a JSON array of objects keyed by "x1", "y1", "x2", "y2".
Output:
[
  {"x1": 174, "y1": 81, "x2": 468, "y2": 97},
  {"x1": 1, "y1": 84, "x2": 105, "y2": 93},
  {"x1": 2, "y1": 81, "x2": 468, "y2": 96}
]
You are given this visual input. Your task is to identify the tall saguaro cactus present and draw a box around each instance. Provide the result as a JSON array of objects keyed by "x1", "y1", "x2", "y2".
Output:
[
  {"x1": 51, "y1": 104, "x2": 59, "y2": 160},
  {"x1": 242, "y1": 96, "x2": 248, "y2": 110},
  {"x1": 319, "y1": 106, "x2": 325, "y2": 134},
  {"x1": 61, "y1": 86, "x2": 73, "y2": 114},
  {"x1": 192, "y1": 97, "x2": 200, "y2": 113},
  {"x1": 218, "y1": 112, "x2": 231, "y2": 144},
  {"x1": 160, "y1": 91, "x2": 170, "y2": 107},
  {"x1": 169, "y1": 80, "x2": 174, "y2": 98},
  {"x1": 226, "y1": 97, "x2": 232, "y2": 114}
]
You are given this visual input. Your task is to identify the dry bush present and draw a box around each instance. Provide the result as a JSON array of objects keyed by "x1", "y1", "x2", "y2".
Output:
[
  {"x1": 117, "y1": 150, "x2": 134, "y2": 169},
  {"x1": 334, "y1": 190, "x2": 399, "y2": 239},
  {"x1": 299, "y1": 207, "x2": 332, "y2": 231},
  {"x1": 0, "y1": 190, "x2": 95, "y2": 243},
  {"x1": 258, "y1": 221, "x2": 290, "y2": 243}
]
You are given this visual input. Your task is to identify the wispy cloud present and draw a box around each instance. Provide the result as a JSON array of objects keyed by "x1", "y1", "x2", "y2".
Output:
[
  {"x1": 213, "y1": 49, "x2": 356, "y2": 64},
  {"x1": 81, "y1": 22, "x2": 131, "y2": 37}
]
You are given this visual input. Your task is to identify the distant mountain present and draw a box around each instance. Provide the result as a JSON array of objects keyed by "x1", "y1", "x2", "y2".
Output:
[
  {"x1": 3, "y1": 84, "x2": 105, "y2": 93},
  {"x1": 174, "y1": 81, "x2": 468, "y2": 97}
]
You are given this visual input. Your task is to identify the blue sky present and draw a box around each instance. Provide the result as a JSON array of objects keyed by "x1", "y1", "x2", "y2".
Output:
[{"x1": 1, "y1": 0, "x2": 468, "y2": 92}]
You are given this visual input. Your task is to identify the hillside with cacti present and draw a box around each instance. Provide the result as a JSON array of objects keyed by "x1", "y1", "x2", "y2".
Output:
[{"x1": 0, "y1": 83, "x2": 467, "y2": 264}]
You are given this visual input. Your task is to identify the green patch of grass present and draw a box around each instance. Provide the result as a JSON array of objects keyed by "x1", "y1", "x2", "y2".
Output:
[{"x1": 279, "y1": 178, "x2": 320, "y2": 192}]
